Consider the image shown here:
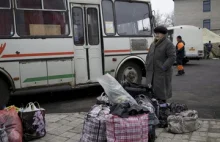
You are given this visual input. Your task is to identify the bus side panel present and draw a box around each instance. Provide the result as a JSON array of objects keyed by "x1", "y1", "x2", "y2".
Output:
[
  {"x1": 0, "y1": 62, "x2": 20, "y2": 89},
  {"x1": 0, "y1": 39, "x2": 74, "y2": 61},
  {"x1": 0, "y1": 38, "x2": 75, "y2": 88},
  {"x1": 47, "y1": 59, "x2": 74, "y2": 86},
  {"x1": 103, "y1": 38, "x2": 131, "y2": 53},
  {"x1": 20, "y1": 61, "x2": 48, "y2": 88}
]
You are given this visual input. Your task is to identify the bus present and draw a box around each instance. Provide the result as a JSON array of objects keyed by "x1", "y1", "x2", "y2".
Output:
[
  {"x1": 167, "y1": 25, "x2": 204, "y2": 64},
  {"x1": 0, "y1": 0, "x2": 154, "y2": 105}
]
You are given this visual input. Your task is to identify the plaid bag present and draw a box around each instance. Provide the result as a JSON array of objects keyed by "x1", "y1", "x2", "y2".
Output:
[
  {"x1": 106, "y1": 114, "x2": 148, "y2": 142},
  {"x1": 80, "y1": 105, "x2": 110, "y2": 142}
]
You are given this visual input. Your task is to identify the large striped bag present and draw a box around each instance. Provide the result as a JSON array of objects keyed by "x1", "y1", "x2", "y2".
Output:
[
  {"x1": 106, "y1": 114, "x2": 149, "y2": 142},
  {"x1": 80, "y1": 105, "x2": 110, "y2": 142}
]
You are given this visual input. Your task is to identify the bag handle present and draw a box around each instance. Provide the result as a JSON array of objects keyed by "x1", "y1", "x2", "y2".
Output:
[
  {"x1": 33, "y1": 102, "x2": 41, "y2": 109},
  {"x1": 24, "y1": 102, "x2": 39, "y2": 111},
  {"x1": 25, "y1": 102, "x2": 34, "y2": 110},
  {"x1": 138, "y1": 94, "x2": 146, "y2": 100},
  {"x1": 100, "y1": 92, "x2": 105, "y2": 97},
  {"x1": 31, "y1": 103, "x2": 39, "y2": 111}
]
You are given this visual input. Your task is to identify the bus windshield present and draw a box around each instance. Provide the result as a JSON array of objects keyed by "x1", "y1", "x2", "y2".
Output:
[
  {"x1": 115, "y1": 1, "x2": 151, "y2": 36},
  {"x1": 102, "y1": 0, "x2": 152, "y2": 36}
]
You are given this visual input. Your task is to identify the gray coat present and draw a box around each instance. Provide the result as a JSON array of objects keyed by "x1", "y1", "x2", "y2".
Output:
[{"x1": 145, "y1": 37, "x2": 176, "y2": 100}]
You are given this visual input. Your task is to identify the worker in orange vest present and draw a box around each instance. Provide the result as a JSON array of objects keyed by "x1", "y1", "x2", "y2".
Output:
[{"x1": 176, "y1": 36, "x2": 185, "y2": 76}]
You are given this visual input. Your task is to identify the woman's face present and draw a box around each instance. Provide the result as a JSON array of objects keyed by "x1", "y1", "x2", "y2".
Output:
[{"x1": 154, "y1": 33, "x2": 165, "y2": 40}]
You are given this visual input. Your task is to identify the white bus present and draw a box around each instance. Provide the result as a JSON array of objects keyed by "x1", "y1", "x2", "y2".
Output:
[
  {"x1": 0, "y1": 0, "x2": 154, "y2": 104},
  {"x1": 167, "y1": 25, "x2": 204, "y2": 64}
]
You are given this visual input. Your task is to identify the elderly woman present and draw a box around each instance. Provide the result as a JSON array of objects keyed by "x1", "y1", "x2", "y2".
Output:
[{"x1": 145, "y1": 26, "x2": 176, "y2": 102}]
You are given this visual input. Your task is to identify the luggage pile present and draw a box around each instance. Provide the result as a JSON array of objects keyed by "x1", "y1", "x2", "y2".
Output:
[
  {"x1": 0, "y1": 103, "x2": 46, "y2": 142},
  {"x1": 80, "y1": 74, "x2": 159, "y2": 142},
  {"x1": 123, "y1": 82, "x2": 201, "y2": 134},
  {"x1": 80, "y1": 73, "x2": 201, "y2": 142}
]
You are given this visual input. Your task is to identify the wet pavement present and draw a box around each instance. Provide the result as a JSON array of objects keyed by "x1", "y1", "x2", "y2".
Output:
[{"x1": 9, "y1": 59, "x2": 220, "y2": 119}]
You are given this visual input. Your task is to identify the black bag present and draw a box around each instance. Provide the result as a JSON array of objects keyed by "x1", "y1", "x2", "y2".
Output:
[
  {"x1": 158, "y1": 103, "x2": 171, "y2": 128},
  {"x1": 134, "y1": 95, "x2": 158, "y2": 142},
  {"x1": 148, "y1": 125, "x2": 156, "y2": 142},
  {"x1": 19, "y1": 102, "x2": 46, "y2": 141},
  {"x1": 123, "y1": 82, "x2": 153, "y2": 98},
  {"x1": 170, "y1": 103, "x2": 188, "y2": 114}
]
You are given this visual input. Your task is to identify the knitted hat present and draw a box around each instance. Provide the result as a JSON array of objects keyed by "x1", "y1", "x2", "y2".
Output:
[{"x1": 154, "y1": 26, "x2": 168, "y2": 34}]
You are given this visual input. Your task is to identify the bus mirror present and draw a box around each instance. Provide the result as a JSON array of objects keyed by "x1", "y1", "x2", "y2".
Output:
[
  {"x1": 152, "y1": 10, "x2": 156, "y2": 17},
  {"x1": 152, "y1": 16, "x2": 156, "y2": 29}
]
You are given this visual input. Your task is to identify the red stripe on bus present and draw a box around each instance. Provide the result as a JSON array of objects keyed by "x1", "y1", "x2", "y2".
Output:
[
  {"x1": 104, "y1": 49, "x2": 130, "y2": 53},
  {"x1": 1, "y1": 49, "x2": 131, "y2": 58},
  {"x1": 1, "y1": 52, "x2": 74, "y2": 58},
  {"x1": 0, "y1": 43, "x2": 6, "y2": 55}
]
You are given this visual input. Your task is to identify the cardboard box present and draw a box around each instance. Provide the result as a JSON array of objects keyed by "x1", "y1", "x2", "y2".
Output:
[{"x1": 30, "y1": 24, "x2": 61, "y2": 36}]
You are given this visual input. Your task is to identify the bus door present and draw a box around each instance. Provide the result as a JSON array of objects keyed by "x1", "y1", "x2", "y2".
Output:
[{"x1": 71, "y1": 4, "x2": 103, "y2": 84}]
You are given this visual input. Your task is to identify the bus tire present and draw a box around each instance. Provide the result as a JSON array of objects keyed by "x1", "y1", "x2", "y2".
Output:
[
  {"x1": 0, "y1": 79, "x2": 10, "y2": 108},
  {"x1": 117, "y1": 62, "x2": 142, "y2": 84}
]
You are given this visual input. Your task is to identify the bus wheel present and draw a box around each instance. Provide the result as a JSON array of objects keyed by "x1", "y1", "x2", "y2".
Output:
[
  {"x1": 117, "y1": 62, "x2": 142, "y2": 84},
  {"x1": 0, "y1": 79, "x2": 10, "y2": 108}
]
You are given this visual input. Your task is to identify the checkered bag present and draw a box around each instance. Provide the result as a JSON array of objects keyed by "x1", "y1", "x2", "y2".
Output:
[
  {"x1": 80, "y1": 105, "x2": 110, "y2": 142},
  {"x1": 106, "y1": 114, "x2": 149, "y2": 142}
]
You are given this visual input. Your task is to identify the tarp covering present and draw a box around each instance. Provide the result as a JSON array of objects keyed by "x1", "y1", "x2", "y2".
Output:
[
  {"x1": 203, "y1": 28, "x2": 220, "y2": 58},
  {"x1": 203, "y1": 28, "x2": 220, "y2": 44}
]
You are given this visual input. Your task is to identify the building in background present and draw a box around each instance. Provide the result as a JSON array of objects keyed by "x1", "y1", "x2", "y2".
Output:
[{"x1": 174, "y1": 0, "x2": 220, "y2": 35}]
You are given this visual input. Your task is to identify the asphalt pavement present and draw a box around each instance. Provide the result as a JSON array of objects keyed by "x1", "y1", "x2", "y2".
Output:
[{"x1": 9, "y1": 59, "x2": 220, "y2": 119}]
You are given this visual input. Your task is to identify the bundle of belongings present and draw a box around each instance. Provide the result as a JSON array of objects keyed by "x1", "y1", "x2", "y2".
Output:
[
  {"x1": 0, "y1": 103, "x2": 46, "y2": 142},
  {"x1": 0, "y1": 106, "x2": 22, "y2": 142},
  {"x1": 167, "y1": 110, "x2": 200, "y2": 134},
  {"x1": 80, "y1": 74, "x2": 156, "y2": 142},
  {"x1": 80, "y1": 73, "x2": 201, "y2": 142},
  {"x1": 123, "y1": 80, "x2": 201, "y2": 133}
]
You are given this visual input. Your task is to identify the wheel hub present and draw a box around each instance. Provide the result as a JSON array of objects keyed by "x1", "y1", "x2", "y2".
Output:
[{"x1": 123, "y1": 67, "x2": 138, "y2": 83}]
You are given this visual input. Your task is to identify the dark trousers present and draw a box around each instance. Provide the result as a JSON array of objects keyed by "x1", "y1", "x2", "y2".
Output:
[{"x1": 176, "y1": 56, "x2": 184, "y2": 71}]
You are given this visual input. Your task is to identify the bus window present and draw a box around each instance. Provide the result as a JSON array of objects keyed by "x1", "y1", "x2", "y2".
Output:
[
  {"x1": 15, "y1": 0, "x2": 69, "y2": 36},
  {"x1": 44, "y1": 0, "x2": 66, "y2": 10},
  {"x1": 16, "y1": 0, "x2": 42, "y2": 9},
  {"x1": 167, "y1": 30, "x2": 174, "y2": 42},
  {"x1": 87, "y1": 8, "x2": 99, "y2": 45},
  {"x1": 17, "y1": 0, "x2": 66, "y2": 10},
  {"x1": 72, "y1": 7, "x2": 84, "y2": 46},
  {"x1": 102, "y1": 0, "x2": 115, "y2": 35},
  {"x1": 115, "y1": 1, "x2": 151, "y2": 36},
  {"x1": 0, "y1": 0, "x2": 13, "y2": 37},
  {"x1": 0, "y1": 0, "x2": 10, "y2": 7}
]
